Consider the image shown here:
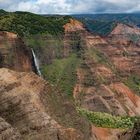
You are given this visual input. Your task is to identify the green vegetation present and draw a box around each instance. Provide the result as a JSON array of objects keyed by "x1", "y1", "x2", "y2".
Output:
[
  {"x1": 128, "y1": 34, "x2": 140, "y2": 43},
  {"x1": 77, "y1": 108, "x2": 140, "y2": 129},
  {"x1": 124, "y1": 75, "x2": 140, "y2": 95},
  {"x1": 75, "y1": 14, "x2": 140, "y2": 36},
  {"x1": 0, "y1": 10, "x2": 71, "y2": 36},
  {"x1": 23, "y1": 25, "x2": 83, "y2": 97},
  {"x1": 83, "y1": 20, "x2": 116, "y2": 36},
  {"x1": 85, "y1": 48, "x2": 111, "y2": 66},
  {"x1": 41, "y1": 54, "x2": 80, "y2": 96},
  {"x1": 24, "y1": 35, "x2": 64, "y2": 64}
]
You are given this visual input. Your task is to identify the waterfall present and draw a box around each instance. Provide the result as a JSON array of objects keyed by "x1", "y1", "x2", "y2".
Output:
[{"x1": 31, "y1": 48, "x2": 42, "y2": 76}]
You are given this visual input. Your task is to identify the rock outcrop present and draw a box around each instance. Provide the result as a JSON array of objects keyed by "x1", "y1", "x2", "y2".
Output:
[
  {"x1": 63, "y1": 19, "x2": 86, "y2": 57},
  {"x1": 108, "y1": 23, "x2": 140, "y2": 45},
  {"x1": 73, "y1": 23, "x2": 140, "y2": 116},
  {"x1": 0, "y1": 68, "x2": 92, "y2": 140},
  {"x1": 64, "y1": 19, "x2": 85, "y2": 32},
  {"x1": 119, "y1": 122, "x2": 140, "y2": 140},
  {"x1": 129, "y1": 122, "x2": 140, "y2": 140},
  {"x1": 110, "y1": 23, "x2": 140, "y2": 35},
  {"x1": 0, "y1": 117, "x2": 21, "y2": 140},
  {"x1": 0, "y1": 31, "x2": 34, "y2": 72}
]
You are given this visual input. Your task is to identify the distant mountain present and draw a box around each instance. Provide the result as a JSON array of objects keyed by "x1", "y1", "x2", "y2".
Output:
[
  {"x1": 0, "y1": 9, "x2": 7, "y2": 15},
  {"x1": 73, "y1": 14, "x2": 140, "y2": 36},
  {"x1": 73, "y1": 13, "x2": 140, "y2": 24}
]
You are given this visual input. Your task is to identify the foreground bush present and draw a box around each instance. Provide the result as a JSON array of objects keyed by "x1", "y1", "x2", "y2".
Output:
[{"x1": 77, "y1": 108, "x2": 140, "y2": 129}]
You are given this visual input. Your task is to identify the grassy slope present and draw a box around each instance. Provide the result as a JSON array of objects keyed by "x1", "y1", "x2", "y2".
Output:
[
  {"x1": 24, "y1": 34, "x2": 64, "y2": 65},
  {"x1": 124, "y1": 75, "x2": 140, "y2": 96},
  {"x1": 41, "y1": 54, "x2": 81, "y2": 96}
]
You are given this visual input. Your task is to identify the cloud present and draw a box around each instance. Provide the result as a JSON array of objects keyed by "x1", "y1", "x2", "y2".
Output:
[{"x1": 0, "y1": 0, "x2": 140, "y2": 14}]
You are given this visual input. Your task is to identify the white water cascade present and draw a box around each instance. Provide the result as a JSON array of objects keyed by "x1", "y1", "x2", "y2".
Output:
[{"x1": 31, "y1": 48, "x2": 42, "y2": 76}]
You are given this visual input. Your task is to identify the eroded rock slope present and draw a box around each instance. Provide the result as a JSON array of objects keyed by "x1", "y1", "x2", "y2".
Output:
[
  {"x1": 0, "y1": 31, "x2": 34, "y2": 72},
  {"x1": 0, "y1": 68, "x2": 92, "y2": 140},
  {"x1": 74, "y1": 23, "x2": 140, "y2": 116}
]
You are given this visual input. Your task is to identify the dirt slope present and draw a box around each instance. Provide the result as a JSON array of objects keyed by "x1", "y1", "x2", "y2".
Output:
[{"x1": 0, "y1": 68, "x2": 93, "y2": 140}]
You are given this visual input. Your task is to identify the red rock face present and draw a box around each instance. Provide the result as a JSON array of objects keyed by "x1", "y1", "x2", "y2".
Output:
[
  {"x1": 72, "y1": 23, "x2": 140, "y2": 139},
  {"x1": 63, "y1": 19, "x2": 86, "y2": 57},
  {"x1": 73, "y1": 23, "x2": 140, "y2": 116},
  {"x1": 86, "y1": 35, "x2": 107, "y2": 48},
  {"x1": 108, "y1": 23, "x2": 140, "y2": 46},
  {"x1": 0, "y1": 31, "x2": 34, "y2": 72},
  {"x1": 64, "y1": 19, "x2": 85, "y2": 32},
  {"x1": 110, "y1": 23, "x2": 140, "y2": 35},
  {"x1": 92, "y1": 125, "x2": 121, "y2": 140}
]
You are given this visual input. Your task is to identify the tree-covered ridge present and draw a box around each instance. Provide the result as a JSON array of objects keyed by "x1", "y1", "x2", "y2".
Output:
[
  {"x1": 0, "y1": 10, "x2": 71, "y2": 36},
  {"x1": 82, "y1": 19, "x2": 117, "y2": 36}
]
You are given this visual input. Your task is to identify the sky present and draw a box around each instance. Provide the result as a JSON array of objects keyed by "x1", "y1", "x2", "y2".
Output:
[{"x1": 0, "y1": 0, "x2": 140, "y2": 14}]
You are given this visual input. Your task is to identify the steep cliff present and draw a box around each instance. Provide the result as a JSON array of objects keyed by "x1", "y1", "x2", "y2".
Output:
[
  {"x1": 0, "y1": 31, "x2": 34, "y2": 72},
  {"x1": 69, "y1": 22, "x2": 140, "y2": 139},
  {"x1": 63, "y1": 19, "x2": 86, "y2": 57}
]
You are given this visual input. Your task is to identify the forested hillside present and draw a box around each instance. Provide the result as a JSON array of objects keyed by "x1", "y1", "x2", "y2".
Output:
[{"x1": 0, "y1": 10, "x2": 70, "y2": 36}]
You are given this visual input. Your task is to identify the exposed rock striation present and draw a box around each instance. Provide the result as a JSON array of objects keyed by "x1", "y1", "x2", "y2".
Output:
[
  {"x1": 72, "y1": 22, "x2": 140, "y2": 140},
  {"x1": 73, "y1": 23, "x2": 140, "y2": 116},
  {"x1": 0, "y1": 68, "x2": 92, "y2": 140},
  {"x1": 108, "y1": 23, "x2": 140, "y2": 45},
  {"x1": 63, "y1": 19, "x2": 87, "y2": 57},
  {"x1": 0, "y1": 31, "x2": 34, "y2": 72}
]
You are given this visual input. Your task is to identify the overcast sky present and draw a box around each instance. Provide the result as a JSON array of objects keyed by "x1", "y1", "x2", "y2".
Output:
[{"x1": 0, "y1": 0, "x2": 140, "y2": 14}]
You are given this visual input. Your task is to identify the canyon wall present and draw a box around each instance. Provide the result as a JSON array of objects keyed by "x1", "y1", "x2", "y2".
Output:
[{"x1": 0, "y1": 31, "x2": 35, "y2": 72}]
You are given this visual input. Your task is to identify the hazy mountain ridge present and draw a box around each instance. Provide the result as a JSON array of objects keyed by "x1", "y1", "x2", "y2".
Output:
[{"x1": 74, "y1": 14, "x2": 140, "y2": 36}]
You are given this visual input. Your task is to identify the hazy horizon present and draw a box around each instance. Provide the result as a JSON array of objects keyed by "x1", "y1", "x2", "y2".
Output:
[
  {"x1": 1, "y1": 9, "x2": 140, "y2": 16},
  {"x1": 0, "y1": 0, "x2": 140, "y2": 15}
]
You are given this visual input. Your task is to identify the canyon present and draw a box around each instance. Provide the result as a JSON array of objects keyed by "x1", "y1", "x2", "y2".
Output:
[
  {"x1": 63, "y1": 19, "x2": 140, "y2": 139},
  {"x1": 0, "y1": 11, "x2": 140, "y2": 140}
]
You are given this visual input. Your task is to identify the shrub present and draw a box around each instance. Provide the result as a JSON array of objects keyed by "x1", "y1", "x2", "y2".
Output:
[{"x1": 77, "y1": 108, "x2": 140, "y2": 129}]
